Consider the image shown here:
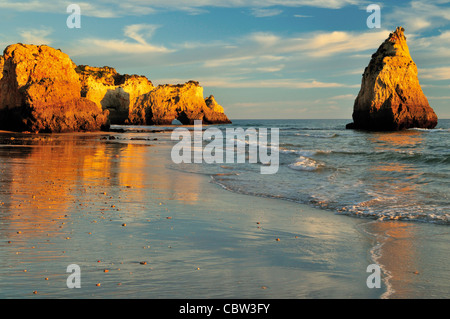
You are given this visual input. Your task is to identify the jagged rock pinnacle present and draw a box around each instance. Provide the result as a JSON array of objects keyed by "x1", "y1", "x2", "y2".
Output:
[{"x1": 347, "y1": 26, "x2": 437, "y2": 131}]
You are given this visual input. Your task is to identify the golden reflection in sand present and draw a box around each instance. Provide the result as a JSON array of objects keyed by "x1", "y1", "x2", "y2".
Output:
[
  {"x1": 4, "y1": 138, "x2": 100, "y2": 237},
  {"x1": 364, "y1": 131, "x2": 426, "y2": 298},
  {"x1": 368, "y1": 221, "x2": 420, "y2": 298},
  {"x1": 117, "y1": 143, "x2": 147, "y2": 189},
  {"x1": 1, "y1": 137, "x2": 202, "y2": 242},
  {"x1": 114, "y1": 142, "x2": 200, "y2": 205},
  {"x1": 82, "y1": 146, "x2": 112, "y2": 184}
]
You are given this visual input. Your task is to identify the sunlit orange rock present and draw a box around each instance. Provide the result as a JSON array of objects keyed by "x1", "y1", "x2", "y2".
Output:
[
  {"x1": 76, "y1": 65, "x2": 154, "y2": 124},
  {"x1": 0, "y1": 44, "x2": 231, "y2": 130},
  {"x1": 347, "y1": 27, "x2": 438, "y2": 131},
  {"x1": 129, "y1": 81, "x2": 232, "y2": 125},
  {"x1": 0, "y1": 44, "x2": 109, "y2": 132},
  {"x1": 0, "y1": 55, "x2": 4, "y2": 82}
]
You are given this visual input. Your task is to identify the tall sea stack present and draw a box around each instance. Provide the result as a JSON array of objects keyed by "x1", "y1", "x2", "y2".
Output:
[{"x1": 346, "y1": 27, "x2": 438, "y2": 131}]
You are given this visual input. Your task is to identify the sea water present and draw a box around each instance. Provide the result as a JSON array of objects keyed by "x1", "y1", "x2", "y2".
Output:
[{"x1": 168, "y1": 119, "x2": 450, "y2": 225}]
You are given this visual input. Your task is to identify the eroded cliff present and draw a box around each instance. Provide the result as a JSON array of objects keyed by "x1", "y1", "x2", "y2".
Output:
[
  {"x1": 129, "y1": 81, "x2": 231, "y2": 125},
  {"x1": 0, "y1": 44, "x2": 109, "y2": 132},
  {"x1": 76, "y1": 65, "x2": 154, "y2": 124},
  {"x1": 0, "y1": 43, "x2": 232, "y2": 131}
]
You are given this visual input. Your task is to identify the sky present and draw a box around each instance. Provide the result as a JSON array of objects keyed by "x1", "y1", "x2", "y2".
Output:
[{"x1": 0, "y1": 0, "x2": 449, "y2": 119}]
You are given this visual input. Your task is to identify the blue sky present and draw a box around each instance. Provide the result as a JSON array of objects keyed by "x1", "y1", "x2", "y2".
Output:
[{"x1": 0, "y1": 0, "x2": 449, "y2": 119}]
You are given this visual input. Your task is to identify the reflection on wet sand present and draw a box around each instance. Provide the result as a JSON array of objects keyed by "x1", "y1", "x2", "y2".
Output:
[
  {"x1": 2, "y1": 137, "x2": 102, "y2": 237},
  {"x1": 367, "y1": 221, "x2": 423, "y2": 299},
  {"x1": 0, "y1": 134, "x2": 202, "y2": 247},
  {"x1": 364, "y1": 131, "x2": 432, "y2": 298}
]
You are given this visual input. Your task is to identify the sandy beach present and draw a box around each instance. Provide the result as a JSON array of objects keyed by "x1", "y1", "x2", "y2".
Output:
[
  {"x1": 0, "y1": 131, "x2": 378, "y2": 299},
  {"x1": 0, "y1": 130, "x2": 448, "y2": 299}
]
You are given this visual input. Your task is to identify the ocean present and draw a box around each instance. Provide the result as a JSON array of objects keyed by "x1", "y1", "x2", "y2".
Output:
[{"x1": 164, "y1": 119, "x2": 450, "y2": 225}]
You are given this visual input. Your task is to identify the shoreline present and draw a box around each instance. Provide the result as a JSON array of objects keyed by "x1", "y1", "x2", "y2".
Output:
[
  {"x1": 0, "y1": 132, "x2": 383, "y2": 299},
  {"x1": 207, "y1": 164, "x2": 450, "y2": 299},
  {"x1": 0, "y1": 130, "x2": 448, "y2": 299}
]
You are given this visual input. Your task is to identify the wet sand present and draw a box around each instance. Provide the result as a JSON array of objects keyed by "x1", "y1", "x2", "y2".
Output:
[{"x1": 0, "y1": 131, "x2": 447, "y2": 299}]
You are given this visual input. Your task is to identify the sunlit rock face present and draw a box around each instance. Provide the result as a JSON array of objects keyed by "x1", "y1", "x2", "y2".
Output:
[
  {"x1": 0, "y1": 44, "x2": 109, "y2": 132},
  {"x1": 129, "y1": 81, "x2": 232, "y2": 125},
  {"x1": 0, "y1": 55, "x2": 4, "y2": 82},
  {"x1": 205, "y1": 95, "x2": 225, "y2": 114},
  {"x1": 0, "y1": 44, "x2": 231, "y2": 131},
  {"x1": 76, "y1": 65, "x2": 154, "y2": 124},
  {"x1": 347, "y1": 27, "x2": 438, "y2": 131}
]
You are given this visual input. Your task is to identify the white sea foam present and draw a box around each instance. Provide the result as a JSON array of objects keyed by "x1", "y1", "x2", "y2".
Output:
[
  {"x1": 288, "y1": 156, "x2": 321, "y2": 171},
  {"x1": 280, "y1": 148, "x2": 331, "y2": 157},
  {"x1": 409, "y1": 127, "x2": 450, "y2": 132}
]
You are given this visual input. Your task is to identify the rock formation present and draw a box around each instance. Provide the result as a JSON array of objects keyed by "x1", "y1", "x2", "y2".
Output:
[
  {"x1": 0, "y1": 44, "x2": 109, "y2": 132},
  {"x1": 347, "y1": 27, "x2": 437, "y2": 131},
  {"x1": 0, "y1": 55, "x2": 4, "y2": 82},
  {"x1": 129, "y1": 81, "x2": 232, "y2": 125},
  {"x1": 0, "y1": 43, "x2": 231, "y2": 132},
  {"x1": 205, "y1": 95, "x2": 225, "y2": 114},
  {"x1": 76, "y1": 65, "x2": 154, "y2": 124}
]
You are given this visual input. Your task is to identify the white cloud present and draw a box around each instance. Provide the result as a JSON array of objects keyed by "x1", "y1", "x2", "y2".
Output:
[
  {"x1": 80, "y1": 38, "x2": 171, "y2": 54},
  {"x1": 278, "y1": 30, "x2": 390, "y2": 57},
  {"x1": 123, "y1": 24, "x2": 160, "y2": 45},
  {"x1": 235, "y1": 29, "x2": 390, "y2": 58},
  {"x1": 19, "y1": 27, "x2": 53, "y2": 45},
  {"x1": 330, "y1": 94, "x2": 356, "y2": 100},
  {"x1": 71, "y1": 23, "x2": 172, "y2": 55},
  {"x1": 419, "y1": 67, "x2": 450, "y2": 80},
  {"x1": 385, "y1": 1, "x2": 450, "y2": 32},
  {"x1": 200, "y1": 78, "x2": 355, "y2": 89},
  {"x1": 251, "y1": 8, "x2": 283, "y2": 17},
  {"x1": 203, "y1": 55, "x2": 284, "y2": 68}
]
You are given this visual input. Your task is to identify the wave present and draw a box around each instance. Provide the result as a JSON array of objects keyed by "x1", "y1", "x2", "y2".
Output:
[
  {"x1": 288, "y1": 156, "x2": 323, "y2": 171},
  {"x1": 280, "y1": 148, "x2": 331, "y2": 157},
  {"x1": 408, "y1": 127, "x2": 450, "y2": 132},
  {"x1": 294, "y1": 133, "x2": 339, "y2": 138}
]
